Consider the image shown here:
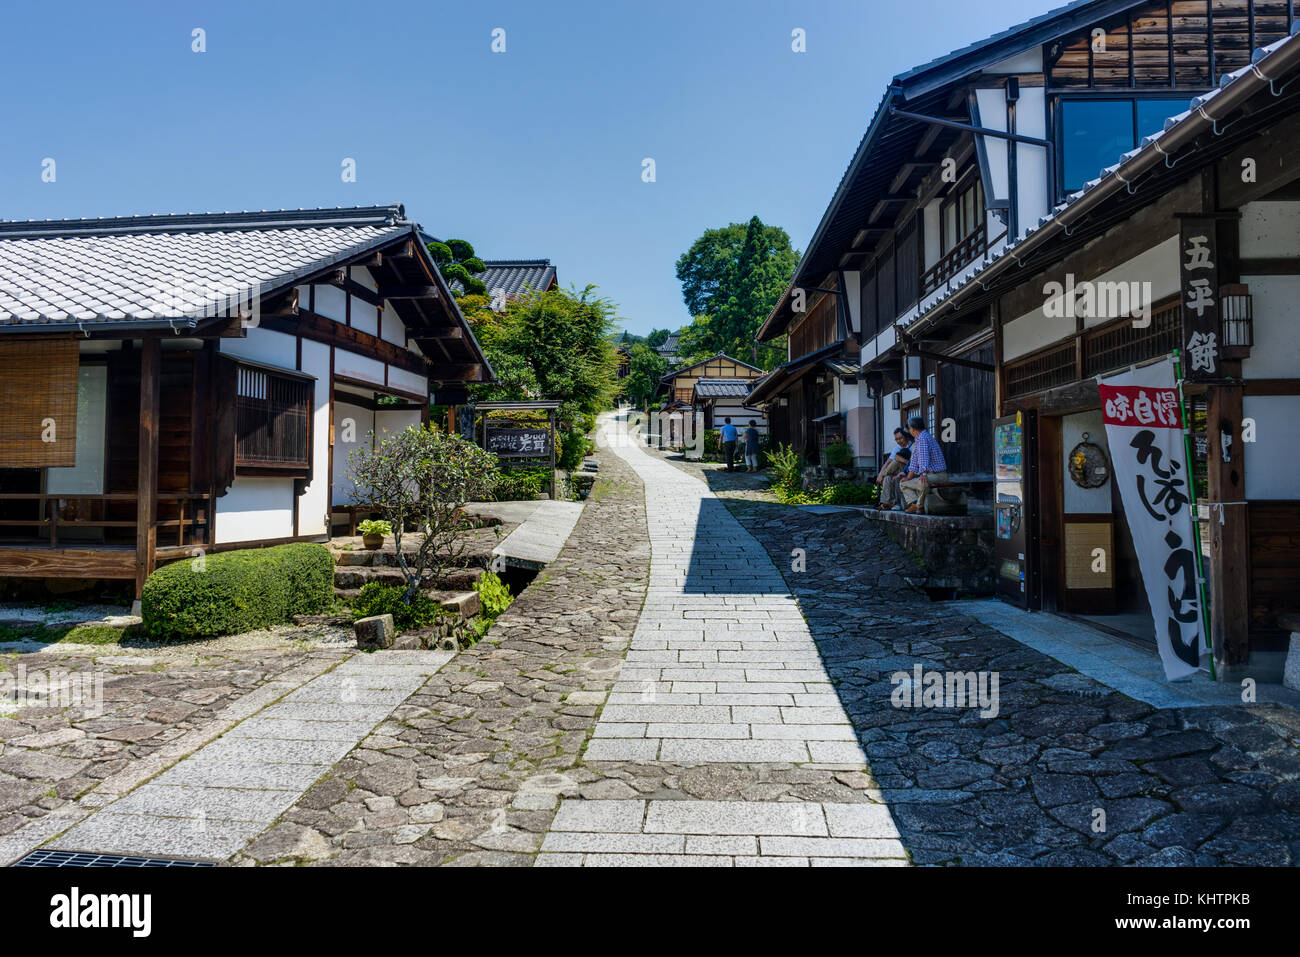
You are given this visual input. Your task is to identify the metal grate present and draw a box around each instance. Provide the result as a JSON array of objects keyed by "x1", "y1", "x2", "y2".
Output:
[{"x1": 13, "y1": 849, "x2": 215, "y2": 867}]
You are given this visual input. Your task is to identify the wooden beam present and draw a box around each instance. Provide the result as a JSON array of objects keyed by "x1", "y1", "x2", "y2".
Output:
[
  {"x1": 354, "y1": 251, "x2": 382, "y2": 270},
  {"x1": 0, "y1": 547, "x2": 136, "y2": 580},
  {"x1": 1207, "y1": 381, "x2": 1250, "y2": 669},
  {"x1": 135, "y1": 337, "x2": 161, "y2": 598},
  {"x1": 260, "y1": 311, "x2": 429, "y2": 376},
  {"x1": 260, "y1": 287, "x2": 300, "y2": 318},
  {"x1": 319, "y1": 268, "x2": 347, "y2": 288},
  {"x1": 889, "y1": 162, "x2": 927, "y2": 196},
  {"x1": 406, "y1": 325, "x2": 463, "y2": 340},
  {"x1": 869, "y1": 198, "x2": 907, "y2": 225},
  {"x1": 431, "y1": 363, "x2": 488, "y2": 382},
  {"x1": 382, "y1": 285, "x2": 441, "y2": 300}
]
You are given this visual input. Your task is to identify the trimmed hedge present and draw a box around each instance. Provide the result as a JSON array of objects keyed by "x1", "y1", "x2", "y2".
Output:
[{"x1": 141, "y1": 543, "x2": 334, "y2": 640}]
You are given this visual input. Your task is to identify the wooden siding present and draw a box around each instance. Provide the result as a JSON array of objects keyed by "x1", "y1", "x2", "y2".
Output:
[
  {"x1": 938, "y1": 343, "x2": 996, "y2": 473},
  {"x1": 1048, "y1": 0, "x2": 1294, "y2": 89},
  {"x1": 1247, "y1": 501, "x2": 1300, "y2": 647},
  {"x1": 789, "y1": 293, "x2": 838, "y2": 360}
]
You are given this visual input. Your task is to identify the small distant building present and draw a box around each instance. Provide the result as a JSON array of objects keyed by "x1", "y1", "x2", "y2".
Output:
[
  {"x1": 658, "y1": 353, "x2": 762, "y2": 406},
  {"x1": 655, "y1": 333, "x2": 682, "y2": 367},
  {"x1": 691, "y1": 378, "x2": 767, "y2": 434},
  {"x1": 446, "y1": 257, "x2": 558, "y2": 303}
]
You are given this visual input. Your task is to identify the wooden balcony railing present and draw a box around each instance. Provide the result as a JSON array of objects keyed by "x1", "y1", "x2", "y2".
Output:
[
  {"x1": 0, "y1": 493, "x2": 212, "y2": 549},
  {"x1": 921, "y1": 228, "x2": 1005, "y2": 298}
]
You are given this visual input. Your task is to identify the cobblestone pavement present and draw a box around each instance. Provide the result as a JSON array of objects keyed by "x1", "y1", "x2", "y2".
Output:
[
  {"x1": 233, "y1": 414, "x2": 651, "y2": 866},
  {"x1": 719, "y1": 499, "x2": 1300, "y2": 866},
  {"x1": 0, "y1": 638, "x2": 350, "y2": 864}
]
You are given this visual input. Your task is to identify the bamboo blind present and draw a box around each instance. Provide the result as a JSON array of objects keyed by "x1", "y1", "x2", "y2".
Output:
[
  {"x1": 0, "y1": 339, "x2": 80, "y2": 468},
  {"x1": 1064, "y1": 521, "x2": 1115, "y2": 590}
]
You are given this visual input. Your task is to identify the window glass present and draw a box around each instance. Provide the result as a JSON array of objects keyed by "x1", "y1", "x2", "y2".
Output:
[
  {"x1": 1135, "y1": 99, "x2": 1180, "y2": 143},
  {"x1": 1060, "y1": 99, "x2": 1134, "y2": 192}
]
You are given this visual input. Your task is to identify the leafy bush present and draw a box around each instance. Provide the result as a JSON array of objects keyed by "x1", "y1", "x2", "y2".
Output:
[
  {"x1": 824, "y1": 440, "x2": 854, "y2": 468},
  {"x1": 702, "y1": 429, "x2": 722, "y2": 460},
  {"x1": 766, "y1": 443, "x2": 804, "y2": 501},
  {"x1": 357, "y1": 519, "x2": 391, "y2": 537},
  {"x1": 349, "y1": 582, "x2": 448, "y2": 632},
  {"x1": 474, "y1": 571, "x2": 513, "y2": 620},
  {"x1": 142, "y1": 543, "x2": 333, "y2": 640},
  {"x1": 492, "y1": 466, "x2": 549, "y2": 501},
  {"x1": 558, "y1": 425, "x2": 588, "y2": 471},
  {"x1": 815, "y1": 482, "x2": 879, "y2": 505}
]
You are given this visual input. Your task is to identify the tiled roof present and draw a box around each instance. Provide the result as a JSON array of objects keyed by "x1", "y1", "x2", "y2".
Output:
[
  {"x1": 463, "y1": 259, "x2": 556, "y2": 299},
  {"x1": 693, "y1": 378, "x2": 756, "y2": 399},
  {"x1": 0, "y1": 205, "x2": 411, "y2": 328}
]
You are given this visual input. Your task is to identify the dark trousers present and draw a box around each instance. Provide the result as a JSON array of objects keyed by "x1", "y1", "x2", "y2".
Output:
[{"x1": 723, "y1": 440, "x2": 737, "y2": 471}]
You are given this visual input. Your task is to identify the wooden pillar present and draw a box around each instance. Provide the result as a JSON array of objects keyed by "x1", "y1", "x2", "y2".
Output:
[
  {"x1": 134, "y1": 336, "x2": 161, "y2": 598},
  {"x1": 1207, "y1": 378, "x2": 1250, "y2": 671}
]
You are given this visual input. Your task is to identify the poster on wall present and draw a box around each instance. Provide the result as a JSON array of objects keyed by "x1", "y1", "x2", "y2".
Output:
[{"x1": 1098, "y1": 358, "x2": 1204, "y2": 680}]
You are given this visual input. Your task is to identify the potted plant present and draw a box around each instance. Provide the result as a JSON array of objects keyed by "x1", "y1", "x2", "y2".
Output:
[{"x1": 357, "y1": 519, "x2": 392, "y2": 551}]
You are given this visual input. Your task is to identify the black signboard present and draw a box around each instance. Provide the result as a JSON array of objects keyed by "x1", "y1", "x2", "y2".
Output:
[
  {"x1": 486, "y1": 427, "x2": 551, "y2": 458},
  {"x1": 1178, "y1": 217, "x2": 1220, "y2": 381}
]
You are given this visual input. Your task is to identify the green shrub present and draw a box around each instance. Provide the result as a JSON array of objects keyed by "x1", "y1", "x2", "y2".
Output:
[
  {"x1": 474, "y1": 571, "x2": 513, "y2": 620},
  {"x1": 356, "y1": 519, "x2": 391, "y2": 536},
  {"x1": 824, "y1": 440, "x2": 854, "y2": 468},
  {"x1": 349, "y1": 582, "x2": 448, "y2": 631},
  {"x1": 492, "y1": 466, "x2": 549, "y2": 501},
  {"x1": 557, "y1": 426, "x2": 588, "y2": 471},
  {"x1": 141, "y1": 543, "x2": 333, "y2": 640},
  {"x1": 766, "y1": 443, "x2": 805, "y2": 501},
  {"x1": 815, "y1": 482, "x2": 879, "y2": 505}
]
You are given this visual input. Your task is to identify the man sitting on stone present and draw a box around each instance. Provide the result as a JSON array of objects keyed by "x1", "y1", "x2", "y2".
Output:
[
  {"x1": 875, "y1": 427, "x2": 912, "y2": 510},
  {"x1": 900, "y1": 415, "x2": 948, "y2": 514}
]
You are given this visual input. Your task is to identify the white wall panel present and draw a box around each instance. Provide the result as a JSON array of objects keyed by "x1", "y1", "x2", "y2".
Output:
[
  {"x1": 313, "y1": 284, "x2": 347, "y2": 322},
  {"x1": 1239, "y1": 201, "x2": 1300, "y2": 258},
  {"x1": 1242, "y1": 275, "x2": 1300, "y2": 379},
  {"x1": 332, "y1": 400, "x2": 374, "y2": 506},
  {"x1": 1243, "y1": 395, "x2": 1300, "y2": 500},
  {"x1": 334, "y1": 349, "x2": 385, "y2": 385},
  {"x1": 219, "y1": 326, "x2": 297, "y2": 369},
  {"x1": 386, "y1": 365, "x2": 427, "y2": 397},
  {"x1": 297, "y1": 339, "x2": 332, "y2": 536},
  {"x1": 216, "y1": 477, "x2": 294, "y2": 543}
]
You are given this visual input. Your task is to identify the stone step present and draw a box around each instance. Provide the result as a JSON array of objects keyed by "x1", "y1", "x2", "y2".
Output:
[
  {"x1": 332, "y1": 564, "x2": 485, "y2": 592},
  {"x1": 331, "y1": 546, "x2": 495, "y2": 569},
  {"x1": 331, "y1": 587, "x2": 481, "y2": 620}
]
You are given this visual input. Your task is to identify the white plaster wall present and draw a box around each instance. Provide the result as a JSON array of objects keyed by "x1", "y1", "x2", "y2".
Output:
[
  {"x1": 376, "y1": 408, "x2": 421, "y2": 437},
  {"x1": 1003, "y1": 236, "x2": 1179, "y2": 359},
  {"x1": 351, "y1": 299, "x2": 378, "y2": 337},
  {"x1": 923, "y1": 200, "x2": 941, "y2": 270},
  {"x1": 1239, "y1": 201, "x2": 1300, "y2": 258},
  {"x1": 313, "y1": 284, "x2": 347, "y2": 322},
  {"x1": 380, "y1": 303, "x2": 407, "y2": 347},
  {"x1": 297, "y1": 339, "x2": 332, "y2": 536},
  {"x1": 386, "y1": 365, "x2": 428, "y2": 397},
  {"x1": 334, "y1": 348, "x2": 385, "y2": 386},
  {"x1": 219, "y1": 326, "x2": 297, "y2": 368},
  {"x1": 1061, "y1": 410, "x2": 1111, "y2": 514},
  {"x1": 974, "y1": 86, "x2": 1048, "y2": 240},
  {"x1": 1243, "y1": 395, "x2": 1300, "y2": 500},
  {"x1": 332, "y1": 400, "x2": 374, "y2": 506},
  {"x1": 216, "y1": 477, "x2": 294, "y2": 544},
  {"x1": 1241, "y1": 275, "x2": 1300, "y2": 379}
]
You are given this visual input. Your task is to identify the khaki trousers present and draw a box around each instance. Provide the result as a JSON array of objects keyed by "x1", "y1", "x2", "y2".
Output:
[{"x1": 901, "y1": 471, "x2": 947, "y2": 510}]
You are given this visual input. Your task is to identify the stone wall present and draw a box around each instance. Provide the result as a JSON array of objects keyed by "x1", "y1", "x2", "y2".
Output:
[{"x1": 863, "y1": 510, "x2": 994, "y2": 595}]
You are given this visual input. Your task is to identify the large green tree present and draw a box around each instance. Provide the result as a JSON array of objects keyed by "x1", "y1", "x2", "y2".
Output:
[
  {"x1": 427, "y1": 238, "x2": 487, "y2": 298},
  {"x1": 621, "y1": 343, "x2": 668, "y2": 411},
  {"x1": 473, "y1": 285, "x2": 622, "y2": 468},
  {"x1": 673, "y1": 216, "x2": 798, "y2": 364}
]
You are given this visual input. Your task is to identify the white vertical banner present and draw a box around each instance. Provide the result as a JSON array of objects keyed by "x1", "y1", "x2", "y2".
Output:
[{"x1": 1098, "y1": 358, "x2": 1204, "y2": 680}]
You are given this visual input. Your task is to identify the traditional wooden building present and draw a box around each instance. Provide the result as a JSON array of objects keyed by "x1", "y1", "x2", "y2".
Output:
[
  {"x1": 658, "y1": 353, "x2": 762, "y2": 406},
  {"x1": 765, "y1": 0, "x2": 1296, "y2": 492},
  {"x1": 926, "y1": 25, "x2": 1300, "y2": 682},
  {"x1": 747, "y1": 284, "x2": 863, "y2": 464},
  {"x1": 691, "y1": 378, "x2": 768, "y2": 434},
  {"x1": 0, "y1": 205, "x2": 491, "y2": 598}
]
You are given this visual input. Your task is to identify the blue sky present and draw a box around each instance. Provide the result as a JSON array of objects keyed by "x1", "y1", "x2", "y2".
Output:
[{"x1": 0, "y1": 0, "x2": 1051, "y2": 335}]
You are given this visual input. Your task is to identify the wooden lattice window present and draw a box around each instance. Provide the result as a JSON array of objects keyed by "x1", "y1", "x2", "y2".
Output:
[{"x1": 232, "y1": 360, "x2": 313, "y2": 475}]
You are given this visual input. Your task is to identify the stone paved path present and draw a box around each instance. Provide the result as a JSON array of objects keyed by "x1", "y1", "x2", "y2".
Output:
[
  {"x1": 536, "y1": 418, "x2": 907, "y2": 865},
  {"x1": 46, "y1": 651, "x2": 450, "y2": 861}
]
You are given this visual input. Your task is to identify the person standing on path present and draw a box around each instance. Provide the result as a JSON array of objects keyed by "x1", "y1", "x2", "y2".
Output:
[
  {"x1": 743, "y1": 419, "x2": 761, "y2": 472},
  {"x1": 720, "y1": 417, "x2": 738, "y2": 472}
]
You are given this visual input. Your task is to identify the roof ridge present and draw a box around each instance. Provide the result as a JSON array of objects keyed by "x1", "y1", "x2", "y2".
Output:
[{"x1": 0, "y1": 204, "x2": 407, "y2": 239}]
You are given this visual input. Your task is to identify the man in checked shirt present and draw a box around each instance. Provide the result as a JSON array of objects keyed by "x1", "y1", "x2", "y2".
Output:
[{"x1": 900, "y1": 414, "x2": 948, "y2": 514}]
